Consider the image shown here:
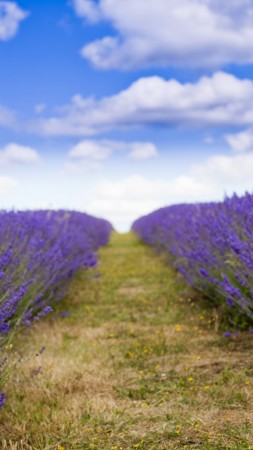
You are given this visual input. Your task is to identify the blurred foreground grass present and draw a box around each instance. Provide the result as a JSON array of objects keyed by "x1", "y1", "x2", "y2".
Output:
[{"x1": 0, "y1": 232, "x2": 253, "y2": 449}]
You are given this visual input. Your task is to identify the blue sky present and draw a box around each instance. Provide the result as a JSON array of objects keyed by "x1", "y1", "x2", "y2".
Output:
[{"x1": 1, "y1": 0, "x2": 253, "y2": 230}]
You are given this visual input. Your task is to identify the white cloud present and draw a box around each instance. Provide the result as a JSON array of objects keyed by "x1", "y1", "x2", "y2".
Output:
[
  {"x1": 127, "y1": 142, "x2": 157, "y2": 160},
  {"x1": 66, "y1": 139, "x2": 158, "y2": 171},
  {"x1": 85, "y1": 175, "x2": 170, "y2": 231},
  {"x1": 0, "y1": 175, "x2": 18, "y2": 196},
  {"x1": 168, "y1": 175, "x2": 217, "y2": 199},
  {"x1": 72, "y1": 0, "x2": 253, "y2": 70},
  {"x1": 225, "y1": 128, "x2": 253, "y2": 152},
  {"x1": 72, "y1": 0, "x2": 101, "y2": 23},
  {"x1": 0, "y1": 104, "x2": 15, "y2": 127},
  {"x1": 84, "y1": 148, "x2": 253, "y2": 231},
  {"x1": 85, "y1": 174, "x2": 219, "y2": 231},
  {"x1": 0, "y1": 1, "x2": 29, "y2": 41},
  {"x1": 35, "y1": 72, "x2": 253, "y2": 136},
  {"x1": 66, "y1": 139, "x2": 113, "y2": 172},
  {"x1": 192, "y1": 152, "x2": 253, "y2": 185},
  {"x1": 0, "y1": 143, "x2": 40, "y2": 165},
  {"x1": 69, "y1": 140, "x2": 112, "y2": 160}
]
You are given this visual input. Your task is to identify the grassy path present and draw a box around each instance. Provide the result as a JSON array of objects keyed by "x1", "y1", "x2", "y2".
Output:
[{"x1": 0, "y1": 232, "x2": 253, "y2": 449}]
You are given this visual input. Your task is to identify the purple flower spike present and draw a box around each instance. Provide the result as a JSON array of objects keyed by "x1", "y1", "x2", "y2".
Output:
[
  {"x1": 0, "y1": 392, "x2": 6, "y2": 409},
  {"x1": 0, "y1": 323, "x2": 10, "y2": 335},
  {"x1": 132, "y1": 192, "x2": 253, "y2": 324},
  {"x1": 0, "y1": 210, "x2": 112, "y2": 341}
]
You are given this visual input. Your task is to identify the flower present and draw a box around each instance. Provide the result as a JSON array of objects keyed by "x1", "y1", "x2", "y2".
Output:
[
  {"x1": 224, "y1": 331, "x2": 232, "y2": 337},
  {"x1": 0, "y1": 391, "x2": 6, "y2": 409}
]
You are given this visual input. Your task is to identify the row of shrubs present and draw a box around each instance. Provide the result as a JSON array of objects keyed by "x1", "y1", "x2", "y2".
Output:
[
  {"x1": 0, "y1": 210, "x2": 112, "y2": 406},
  {"x1": 132, "y1": 193, "x2": 253, "y2": 328}
]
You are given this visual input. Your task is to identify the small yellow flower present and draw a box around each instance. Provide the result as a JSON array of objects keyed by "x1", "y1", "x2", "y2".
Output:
[
  {"x1": 58, "y1": 446, "x2": 65, "y2": 450},
  {"x1": 204, "y1": 385, "x2": 210, "y2": 389},
  {"x1": 175, "y1": 324, "x2": 181, "y2": 332},
  {"x1": 188, "y1": 377, "x2": 193, "y2": 382}
]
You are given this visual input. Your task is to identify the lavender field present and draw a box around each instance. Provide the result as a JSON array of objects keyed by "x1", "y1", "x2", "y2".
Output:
[
  {"x1": 3, "y1": 0, "x2": 253, "y2": 446},
  {"x1": 0, "y1": 210, "x2": 112, "y2": 407},
  {"x1": 132, "y1": 192, "x2": 253, "y2": 329},
  {"x1": 1, "y1": 231, "x2": 252, "y2": 449}
]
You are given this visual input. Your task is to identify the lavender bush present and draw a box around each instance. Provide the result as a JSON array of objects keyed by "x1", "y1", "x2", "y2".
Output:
[
  {"x1": 0, "y1": 209, "x2": 112, "y2": 406},
  {"x1": 132, "y1": 193, "x2": 253, "y2": 326}
]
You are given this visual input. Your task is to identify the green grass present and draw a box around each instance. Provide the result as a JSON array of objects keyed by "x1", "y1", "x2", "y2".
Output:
[{"x1": 0, "y1": 232, "x2": 253, "y2": 449}]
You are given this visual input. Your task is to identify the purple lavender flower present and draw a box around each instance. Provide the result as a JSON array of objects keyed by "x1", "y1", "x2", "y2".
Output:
[
  {"x1": 33, "y1": 305, "x2": 53, "y2": 322},
  {"x1": 226, "y1": 297, "x2": 235, "y2": 308},
  {"x1": 0, "y1": 391, "x2": 6, "y2": 409},
  {"x1": 224, "y1": 331, "x2": 232, "y2": 337},
  {"x1": 0, "y1": 210, "x2": 112, "y2": 339},
  {"x1": 0, "y1": 323, "x2": 10, "y2": 334},
  {"x1": 132, "y1": 192, "x2": 253, "y2": 323}
]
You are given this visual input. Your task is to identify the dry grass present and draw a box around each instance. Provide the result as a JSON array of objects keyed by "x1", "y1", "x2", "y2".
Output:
[{"x1": 0, "y1": 232, "x2": 253, "y2": 449}]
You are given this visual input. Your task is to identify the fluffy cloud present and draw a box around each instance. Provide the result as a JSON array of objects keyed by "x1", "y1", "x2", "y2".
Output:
[
  {"x1": 67, "y1": 140, "x2": 113, "y2": 171},
  {"x1": 66, "y1": 139, "x2": 158, "y2": 171},
  {"x1": 35, "y1": 72, "x2": 253, "y2": 136},
  {"x1": 85, "y1": 149, "x2": 253, "y2": 231},
  {"x1": 0, "y1": 175, "x2": 17, "y2": 196},
  {"x1": 0, "y1": 143, "x2": 40, "y2": 165},
  {"x1": 69, "y1": 140, "x2": 113, "y2": 161},
  {"x1": 72, "y1": 0, "x2": 253, "y2": 70},
  {"x1": 72, "y1": 0, "x2": 101, "y2": 23},
  {"x1": 85, "y1": 174, "x2": 219, "y2": 231},
  {"x1": 85, "y1": 175, "x2": 172, "y2": 231},
  {"x1": 127, "y1": 142, "x2": 157, "y2": 160},
  {"x1": 0, "y1": 1, "x2": 29, "y2": 41},
  {"x1": 225, "y1": 128, "x2": 253, "y2": 152},
  {"x1": 192, "y1": 152, "x2": 253, "y2": 185}
]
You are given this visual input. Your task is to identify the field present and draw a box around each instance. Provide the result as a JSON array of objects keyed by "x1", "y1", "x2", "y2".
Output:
[{"x1": 1, "y1": 232, "x2": 253, "y2": 450}]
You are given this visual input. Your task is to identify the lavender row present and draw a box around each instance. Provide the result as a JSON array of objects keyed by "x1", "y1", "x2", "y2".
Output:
[
  {"x1": 132, "y1": 193, "x2": 253, "y2": 324},
  {"x1": 0, "y1": 210, "x2": 112, "y2": 344}
]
